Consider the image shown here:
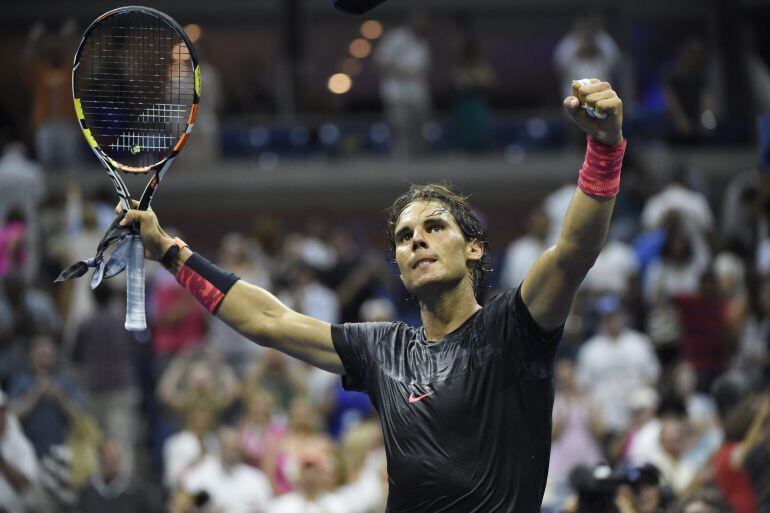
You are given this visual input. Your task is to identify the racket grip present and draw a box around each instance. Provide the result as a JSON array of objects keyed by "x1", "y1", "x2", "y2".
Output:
[{"x1": 125, "y1": 234, "x2": 147, "y2": 331}]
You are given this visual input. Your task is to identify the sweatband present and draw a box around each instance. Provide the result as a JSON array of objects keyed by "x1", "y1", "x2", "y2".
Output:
[
  {"x1": 175, "y1": 253, "x2": 240, "y2": 315},
  {"x1": 577, "y1": 136, "x2": 627, "y2": 198}
]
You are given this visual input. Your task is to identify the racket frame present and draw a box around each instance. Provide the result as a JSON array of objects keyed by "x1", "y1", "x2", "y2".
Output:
[{"x1": 71, "y1": 5, "x2": 200, "y2": 330}]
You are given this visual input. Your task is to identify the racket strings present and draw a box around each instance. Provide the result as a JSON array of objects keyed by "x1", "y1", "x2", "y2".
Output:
[{"x1": 76, "y1": 11, "x2": 195, "y2": 168}]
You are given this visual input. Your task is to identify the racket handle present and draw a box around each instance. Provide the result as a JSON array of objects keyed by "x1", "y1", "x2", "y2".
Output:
[{"x1": 125, "y1": 234, "x2": 147, "y2": 331}]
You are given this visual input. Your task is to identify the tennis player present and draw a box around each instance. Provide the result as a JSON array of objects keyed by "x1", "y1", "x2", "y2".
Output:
[{"x1": 122, "y1": 78, "x2": 625, "y2": 512}]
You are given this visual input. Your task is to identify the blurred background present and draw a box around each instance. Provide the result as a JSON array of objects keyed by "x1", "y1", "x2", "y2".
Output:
[{"x1": 1, "y1": 0, "x2": 770, "y2": 512}]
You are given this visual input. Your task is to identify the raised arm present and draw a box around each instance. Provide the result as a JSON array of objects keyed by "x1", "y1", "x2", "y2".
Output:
[
  {"x1": 120, "y1": 209, "x2": 344, "y2": 374},
  {"x1": 521, "y1": 79, "x2": 625, "y2": 332}
]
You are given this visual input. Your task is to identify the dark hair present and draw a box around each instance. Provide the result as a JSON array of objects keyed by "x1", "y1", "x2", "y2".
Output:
[{"x1": 386, "y1": 183, "x2": 490, "y2": 297}]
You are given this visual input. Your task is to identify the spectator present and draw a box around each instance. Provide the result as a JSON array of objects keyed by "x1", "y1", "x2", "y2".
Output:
[
  {"x1": 0, "y1": 274, "x2": 60, "y2": 373},
  {"x1": 71, "y1": 285, "x2": 141, "y2": 477},
  {"x1": 674, "y1": 271, "x2": 733, "y2": 391},
  {"x1": 644, "y1": 214, "x2": 711, "y2": 305},
  {"x1": 162, "y1": 407, "x2": 218, "y2": 489},
  {"x1": 713, "y1": 395, "x2": 768, "y2": 513},
  {"x1": 451, "y1": 29, "x2": 495, "y2": 153},
  {"x1": 182, "y1": 426, "x2": 273, "y2": 513},
  {"x1": 22, "y1": 21, "x2": 81, "y2": 169},
  {"x1": 553, "y1": 15, "x2": 621, "y2": 99},
  {"x1": 662, "y1": 37, "x2": 717, "y2": 145},
  {"x1": 77, "y1": 439, "x2": 159, "y2": 513},
  {"x1": 239, "y1": 387, "x2": 287, "y2": 470},
  {"x1": 629, "y1": 397, "x2": 699, "y2": 496},
  {"x1": 0, "y1": 390, "x2": 38, "y2": 513},
  {"x1": 669, "y1": 362, "x2": 721, "y2": 466},
  {"x1": 0, "y1": 119, "x2": 45, "y2": 285},
  {"x1": 641, "y1": 169, "x2": 715, "y2": 235},
  {"x1": 8, "y1": 335, "x2": 82, "y2": 458},
  {"x1": 576, "y1": 295, "x2": 661, "y2": 434},
  {"x1": 243, "y1": 350, "x2": 306, "y2": 414},
  {"x1": 544, "y1": 358, "x2": 604, "y2": 511},
  {"x1": 581, "y1": 233, "x2": 640, "y2": 298},
  {"x1": 499, "y1": 207, "x2": 549, "y2": 290},
  {"x1": 157, "y1": 348, "x2": 239, "y2": 430},
  {"x1": 267, "y1": 435, "x2": 349, "y2": 513},
  {"x1": 374, "y1": 12, "x2": 432, "y2": 158},
  {"x1": 148, "y1": 260, "x2": 209, "y2": 362},
  {"x1": 279, "y1": 263, "x2": 340, "y2": 324},
  {"x1": 264, "y1": 397, "x2": 324, "y2": 495}
]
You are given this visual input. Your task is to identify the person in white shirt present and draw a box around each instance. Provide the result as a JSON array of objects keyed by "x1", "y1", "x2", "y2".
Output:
[
  {"x1": 0, "y1": 390, "x2": 38, "y2": 513},
  {"x1": 641, "y1": 174, "x2": 715, "y2": 234},
  {"x1": 553, "y1": 16, "x2": 621, "y2": 100},
  {"x1": 499, "y1": 207, "x2": 549, "y2": 290},
  {"x1": 581, "y1": 237, "x2": 640, "y2": 297},
  {"x1": 576, "y1": 296, "x2": 661, "y2": 433},
  {"x1": 163, "y1": 408, "x2": 218, "y2": 489},
  {"x1": 374, "y1": 13, "x2": 432, "y2": 158},
  {"x1": 183, "y1": 426, "x2": 273, "y2": 513}
]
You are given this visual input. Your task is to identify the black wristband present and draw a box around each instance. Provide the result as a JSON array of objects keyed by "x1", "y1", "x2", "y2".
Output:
[{"x1": 185, "y1": 253, "x2": 240, "y2": 296}]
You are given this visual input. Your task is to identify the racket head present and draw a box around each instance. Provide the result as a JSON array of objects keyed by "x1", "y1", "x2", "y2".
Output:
[{"x1": 73, "y1": 6, "x2": 200, "y2": 175}]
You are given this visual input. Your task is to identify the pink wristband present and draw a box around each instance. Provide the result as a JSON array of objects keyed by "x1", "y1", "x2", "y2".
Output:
[{"x1": 577, "y1": 136, "x2": 627, "y2": 198}]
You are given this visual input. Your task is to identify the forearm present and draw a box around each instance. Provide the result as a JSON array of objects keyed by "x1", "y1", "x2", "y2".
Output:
[
  {"x1": 555, "y1": 189, "x2": 615, "y2": 272},
  {"x1": 166, "y1": 247, "x2": 343, "y2": 373}
]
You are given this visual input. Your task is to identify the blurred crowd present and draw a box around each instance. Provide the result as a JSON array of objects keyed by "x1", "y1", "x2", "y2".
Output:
[
  {"x1": 8, "y1": 12, "x2": 770, "y2": 166},
  {"x1": 1, "y1": 9, "x2": 770, "y2": 513}
]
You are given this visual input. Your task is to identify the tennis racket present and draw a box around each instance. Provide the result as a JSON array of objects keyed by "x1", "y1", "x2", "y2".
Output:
[{"x1": 73, "y1": 6, "x2": 200, "y2": 331}]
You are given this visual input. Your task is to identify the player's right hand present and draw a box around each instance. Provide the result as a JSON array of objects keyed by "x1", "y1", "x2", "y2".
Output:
[{"x1": 116, "y1": 201, "x2": 173, "y2": 261}]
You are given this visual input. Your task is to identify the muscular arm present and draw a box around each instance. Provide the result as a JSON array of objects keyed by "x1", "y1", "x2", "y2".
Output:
[
  {"x1": 521, "y1": 190, "x2": 614, "y2": 331},
  {"x1": 169, "y1": 249, "x2": 344, "y2": 374},
  {"x1": 521, "y1": 79, "x2": 624, "y2": 332}
]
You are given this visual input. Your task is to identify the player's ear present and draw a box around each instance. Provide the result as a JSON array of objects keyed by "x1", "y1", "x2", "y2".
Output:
[{"x1": 466, "y1": 239, "x2": 483, "y2": 262}]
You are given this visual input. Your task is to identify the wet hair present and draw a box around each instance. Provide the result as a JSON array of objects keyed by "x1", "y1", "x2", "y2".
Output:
[{"x1": 386, "y1": 183, "x2": 490, "y2": 297}]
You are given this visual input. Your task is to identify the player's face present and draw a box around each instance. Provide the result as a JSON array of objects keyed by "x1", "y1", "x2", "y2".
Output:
[{"x1": 393, "y1": 200, "x2": 482, "y2": 296}]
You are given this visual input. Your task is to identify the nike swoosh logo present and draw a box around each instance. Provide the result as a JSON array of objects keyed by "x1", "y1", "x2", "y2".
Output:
[{"x1": 408, "y1": 391, "x2": 434, "y2": 403}]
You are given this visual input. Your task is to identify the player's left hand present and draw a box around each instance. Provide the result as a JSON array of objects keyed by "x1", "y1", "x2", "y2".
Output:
[{"x1": 564, "y1": 78, "x2": 623, "y2": 146}]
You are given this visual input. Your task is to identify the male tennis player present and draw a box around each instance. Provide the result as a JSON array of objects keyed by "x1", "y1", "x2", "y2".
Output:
[{"x1": 122, "y1": 78, "x2": 625, "y2": 512}]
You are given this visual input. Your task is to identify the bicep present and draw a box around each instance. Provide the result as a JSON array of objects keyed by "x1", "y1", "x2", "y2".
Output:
[
  {"x1": 218, "y1": 281, "x2": 343, "y2": 374},
  {"x1": 520, "y1": 245, "x2": 585, "y2": 332}
]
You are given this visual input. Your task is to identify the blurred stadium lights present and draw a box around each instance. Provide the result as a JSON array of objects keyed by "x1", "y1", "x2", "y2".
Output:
[
  {"x1": 525, "y1": 117, "x2": 548, "y2": 139},
  {"x1": 289, "y1": 126, "x2": 310, "y2": 147},
  {"x1": 349, "y1": 38, "x2": 372, "y2": 59},
  {"x1": 249, "y1": 127, "x2": 270, "y2": 148},
  {"x1": 342, "y1": 58, "x2": 363, "y2": 77},
  {"x1": 422, "y1": 121, "x2": 443, "y2": 144},
  {"x1": 184, "y1": 23, "x2": 202, "y2": 43},
  {"x1": 360, "y1": 20, "x2": 383, "y2": 40},
  {"x1": 319, "y1": 123, "x2": 342, "y2": 145},
  {"x1": 369, "y1": 122, "x2": 391, "y2": 145},
  {"x1": 328, "y1": 73, "x2": 353, "y2": 94}
]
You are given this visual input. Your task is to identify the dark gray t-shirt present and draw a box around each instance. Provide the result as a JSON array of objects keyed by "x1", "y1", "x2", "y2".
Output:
[{"x1": 331, "y1": 287, "x2": 562, "y2": 513}]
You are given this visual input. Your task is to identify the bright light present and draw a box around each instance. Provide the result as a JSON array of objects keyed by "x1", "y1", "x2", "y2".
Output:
[
  {"x1": 361, "y1": 20, "x2": 383, "y2": 40},
  {"x1": 328, "y1": 73, "x2": 352, "y2": 94},
  {"x1": 184, "y1": 24, "x2": 202, "y2": 43},
  {"x1": 349, "y1": 38, "x2": 372, "y2": 59},
  {"x1": 342, "y1": 58, "x2": 363, "y2": 76}
]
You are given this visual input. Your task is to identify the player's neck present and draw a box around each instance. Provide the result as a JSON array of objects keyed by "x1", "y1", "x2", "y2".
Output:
[{"x1": 418, "y1": 282, "x2": 480, "y2": 342}]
